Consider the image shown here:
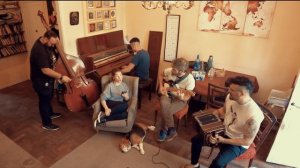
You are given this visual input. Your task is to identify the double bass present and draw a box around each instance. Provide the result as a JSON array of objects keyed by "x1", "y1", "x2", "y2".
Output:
[{"x1": 37, "y1": 10, "x2": 99, "y2": 112}]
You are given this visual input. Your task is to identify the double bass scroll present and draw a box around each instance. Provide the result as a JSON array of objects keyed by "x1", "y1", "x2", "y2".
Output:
[{"x1": 37, "y1": 10, "x2": 99, "y2": 112}]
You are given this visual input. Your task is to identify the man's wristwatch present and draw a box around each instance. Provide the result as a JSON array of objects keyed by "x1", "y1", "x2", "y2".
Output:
[{"x1": 59, "y1": 75, "x2": 63, "y2": 80}]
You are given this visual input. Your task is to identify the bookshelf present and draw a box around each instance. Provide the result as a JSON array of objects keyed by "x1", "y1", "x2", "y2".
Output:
[{"x1": 0, "y1": 1, "x2": 27, "y2": 58}]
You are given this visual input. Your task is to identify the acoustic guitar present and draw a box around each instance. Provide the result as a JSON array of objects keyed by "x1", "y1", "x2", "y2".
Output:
[{"x1": 159, "y1": 81, "x2": 195, "y2": 101}]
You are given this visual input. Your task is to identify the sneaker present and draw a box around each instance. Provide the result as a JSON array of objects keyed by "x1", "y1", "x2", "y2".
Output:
[
  {"x1": 182, "y1": 164, "x2": 200, "y2": 168},
  {"x1": 157, "y1": 129, "x2": 168, "y2": 142},
  {"x1": 93, "y1": 111, "x2": 106, "y2": 128},
  {"x1": 166, "y1": 127, "x2": 177, "y2": 142},
  {"x1": 97, "y1": 112, "x2": 106, "y2": 124},
  {"x1": 42, "y1": 124, "x2": 60, "y2": 131},
  {"x1": 51, "y1": 113, "x2": 62, "y2": 119}
]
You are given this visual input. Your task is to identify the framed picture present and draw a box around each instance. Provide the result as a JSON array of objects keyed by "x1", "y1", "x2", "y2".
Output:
[
  {"x1": 111, "y1": 20, "x2": 116, "y2": 28},
  {"x1": 103, "y1": 10, "x2": 109, "y2": 19},
  {"x1": 102, "y1": 1, "x2": 110, "y2": 7},
  {"x1": 94, "y1": 1, "x2": 102, "y2": 8},
  {"x1": 88, "y1": 11, "x2": 95, "y2": 20},
  {"x1": 96, "y1": 10, "x2": 103, "y2": 19},
  {"x1": 110, "y1": 9, "x2": 116, "y2": 18},
  {"x1": 89, "y1": 23, "x2": 96, "y2": 32},
  {"x1": 109, "y1": 1, "x2": 115, "y2": 7},
  {"x1": 70, "y1": 11, "x2": 79, "y2": 25},
  {"x1": 164, "y1": 14, "x2": 180, "y2": 62},
  {"x1": 96, "y1": 22, "x2": 104, "y2": 31},
  {"x1": 104, "y1": 21, "x2": 110, "y2": 30},
  {"x1": 87, "y1": 1, "x2": 94, "y2": 8}
]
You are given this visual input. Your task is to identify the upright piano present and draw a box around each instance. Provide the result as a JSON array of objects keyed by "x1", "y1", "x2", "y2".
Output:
[{"x1": 77, "y1": 30, "x2": 132, "y2": 76}]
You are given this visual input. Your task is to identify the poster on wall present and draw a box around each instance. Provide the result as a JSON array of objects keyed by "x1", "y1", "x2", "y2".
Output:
[
  {"x1": 198, "y1": 1, "x2": 276, "y2": 38},
  {"x1": 86, "y1": 0, "x2": 117, "y2": 34}
]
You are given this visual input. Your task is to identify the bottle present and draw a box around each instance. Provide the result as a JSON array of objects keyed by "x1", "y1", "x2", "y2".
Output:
[
  {"x1": 207, "y1": 55, "x2": 213, "y2": 72},
  {"x1": 193, "y1": 54, "x2": 201, "y2": 71}
]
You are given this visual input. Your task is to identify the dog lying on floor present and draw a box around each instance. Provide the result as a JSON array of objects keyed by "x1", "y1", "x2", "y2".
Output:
[{"x1": 119, "y1": 122, "x2": 155, "y2": 154}]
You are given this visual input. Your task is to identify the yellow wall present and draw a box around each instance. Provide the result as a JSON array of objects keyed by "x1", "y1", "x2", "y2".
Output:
[
  {"x1": 0, "y1": 1, "x2": 47, "y2": 89},
  {"x1": 125, "y1": 1, "x2": 300, "y2": 102}
]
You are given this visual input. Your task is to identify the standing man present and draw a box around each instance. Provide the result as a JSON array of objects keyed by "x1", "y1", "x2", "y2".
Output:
[
  {"x1": 157, "y1": 58, "x2": 195, "y2": 142},
  {"x1": 30, "y1": 30, "x2": 71, "y2": 131},
  {"x1": 183, "y1": 76, "x2": 264, "y2": 168},
  {"x1": 121, "y1": 37, "x2": 150, "y2": 82}
]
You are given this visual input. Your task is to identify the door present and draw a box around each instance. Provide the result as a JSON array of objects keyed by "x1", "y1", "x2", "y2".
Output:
[
  {"x1": 267, "y1": 71, "x2": 300, "y2": 167},
  {"x1": 19, "y1": 1, "x2": 48, "y2": 50}
]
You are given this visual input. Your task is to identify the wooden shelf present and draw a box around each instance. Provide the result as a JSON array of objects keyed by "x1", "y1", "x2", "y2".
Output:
[{"x1": 0, "y1": 1, "x2": 26, "y2": 58}]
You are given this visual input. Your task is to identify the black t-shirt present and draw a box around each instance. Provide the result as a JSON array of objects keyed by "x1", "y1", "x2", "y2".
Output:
[{"x1": 30, "y1": 38, "x2": 56, "y2": 83}]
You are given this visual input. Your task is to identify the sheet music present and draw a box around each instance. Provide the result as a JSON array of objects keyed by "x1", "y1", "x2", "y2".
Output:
[{"x1": 164, "y1": 15, "x2": 180, "y2": 62}]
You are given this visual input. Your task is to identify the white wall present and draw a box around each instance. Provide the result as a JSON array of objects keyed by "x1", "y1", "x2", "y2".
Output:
[{"x1": 56, "y1": 1, "x2": 128, "y2": 56}]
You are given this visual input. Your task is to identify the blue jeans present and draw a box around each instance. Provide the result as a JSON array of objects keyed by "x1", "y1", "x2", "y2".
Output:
[
  {"x1": 105, "y1": 100, "x2": 128, "y2": 121},
  {"x1": 191, "y1": 134, "x2": 247, "y2": 168}
]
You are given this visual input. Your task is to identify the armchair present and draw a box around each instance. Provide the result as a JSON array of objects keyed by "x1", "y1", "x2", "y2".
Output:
[{"x1": 92, "y1": 75, "x2": 139, "y2": 133}]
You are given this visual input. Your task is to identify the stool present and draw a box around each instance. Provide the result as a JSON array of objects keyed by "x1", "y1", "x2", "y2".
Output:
[
  {"x1": 138, "y1": 78, "x2": 153, "y2": 109},
  {"x1": 154, "y1": 103, "x2": 189, "y2": 130}
]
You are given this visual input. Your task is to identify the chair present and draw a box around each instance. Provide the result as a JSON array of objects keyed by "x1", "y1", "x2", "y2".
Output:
[
  {"x1": 265, "y1": 88, "x2": 292, "y2": 111},
  {"x1": 224, "y1": 103, "x2": 277, "y2": 167},
  {"x1": 92, "y1": 75, "x2": 139, "y2": 133},
  {"x1": 154, "y1": 101, "x2": 189, "y2": 131},
  {"x1": 206, "y1": 83, "x2": 229, "y2": 109},
  {"x1": 138, "y1": 78, "x2": 153, "y2": 109}
]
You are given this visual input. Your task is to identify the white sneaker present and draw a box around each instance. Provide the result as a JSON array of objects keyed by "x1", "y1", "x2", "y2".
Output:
[{"x1": 93, "y1": 111, "x2": 102, "y2": 128}]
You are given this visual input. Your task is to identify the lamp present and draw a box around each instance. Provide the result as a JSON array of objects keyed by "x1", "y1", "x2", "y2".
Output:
[{"x1": 141, "y1": 1, "x2": 194, "y2": 14}]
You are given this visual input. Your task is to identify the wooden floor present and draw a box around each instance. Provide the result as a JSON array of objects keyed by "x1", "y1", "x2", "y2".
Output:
[{"x1": 0, "y1": 80, "x2": 290, "y2": 168}]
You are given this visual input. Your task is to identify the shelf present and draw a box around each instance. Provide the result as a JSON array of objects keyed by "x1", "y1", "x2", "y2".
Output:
[
  {"x1": 0, "y1": 50, "x2": 27, "y2": 59},
  {"x1": 0, "y1": 1, "x2": 26, "y2": 59}
]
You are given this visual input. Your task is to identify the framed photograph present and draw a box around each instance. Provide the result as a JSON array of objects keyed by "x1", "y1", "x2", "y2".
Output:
[
  {"x1": 104, "y1": 21, "x2": 110, "y2": 30},
  {"x1": 96, "y1": 10, "x2": 103, "y2": 19},
  {"x1": 111, "y1": 20, "x2": 116, "y2": 28},
  {"x1": 109, "y1": 1, "x2": 115, "y2": 7},
  {"x1": 109, "y1": 9, "x2": 116, "y2": 18},
  {"x1": 94, "y1": 1, "x2": 102, "y2": 8},
  {"x1": 70, "y1": 11, "x2": 79, "y2": 25},
  {"x1": 103, "y1": 10, "x2": 109, "y2": 19},
  {"x1": 96, "y1": 22, "x2": 104, "y2": 31},
  {"x1": 89, "y1": 23, "x2": 96, "y2": 32},
  {"x1": 87, "y1": 1, "x2": 94, "y2": 8},
  {"x1": 102, "y1": 1, "x2": 110, "y2": 7},
  {"x1": 88, "y1": 11, "x2": 95, "y2": 20}
]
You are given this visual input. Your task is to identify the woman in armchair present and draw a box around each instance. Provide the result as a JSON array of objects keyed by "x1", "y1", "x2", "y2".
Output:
[{"x1": 94, "y1": 69, "x2": 130, "y2": 127}]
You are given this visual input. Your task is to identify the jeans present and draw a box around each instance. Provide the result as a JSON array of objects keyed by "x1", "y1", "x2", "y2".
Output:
[
  {"x1": 32, "y1": 80, "x2": 54, "y2": 126},
  {"x1": 191, "y1": 134, "x2": 247, "y2": 168},
  {"x1": 105, "y1": 100, "x2": 128, "y2": 121}
]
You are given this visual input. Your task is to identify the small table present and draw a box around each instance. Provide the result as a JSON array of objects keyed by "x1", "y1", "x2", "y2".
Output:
[{"x1": 193, "y1": 70, "x2": 259, "y2": 96}]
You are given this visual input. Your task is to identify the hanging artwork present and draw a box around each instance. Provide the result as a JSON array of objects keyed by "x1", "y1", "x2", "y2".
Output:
[
  {"x1": 86, "y1": 0, "x2": 117, "y2": 34},
  {"x1": 198, "y1": 1, "x2": 276, "y2": 38}
]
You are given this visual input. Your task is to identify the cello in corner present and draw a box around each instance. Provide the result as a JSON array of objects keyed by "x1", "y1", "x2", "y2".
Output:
[{"x1": 38, "y1": 10, "x2": 99, "y2": 112}]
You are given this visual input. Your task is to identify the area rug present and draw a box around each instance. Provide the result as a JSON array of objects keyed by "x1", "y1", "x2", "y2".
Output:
[
  {"x1": 0, "y1": 131, "x2": 45, "y2": 168},
  {"x1": 50, "y1": 132, "x2": 203, "y2": 168}
]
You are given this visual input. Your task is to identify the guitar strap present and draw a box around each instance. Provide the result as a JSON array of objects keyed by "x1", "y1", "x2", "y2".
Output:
[
  {"x1": 171, "y1": 73, "x2": 189, "y2": 87},
  {"x1": 167, "y1": 73, "x2": 190, "y2": 100}
]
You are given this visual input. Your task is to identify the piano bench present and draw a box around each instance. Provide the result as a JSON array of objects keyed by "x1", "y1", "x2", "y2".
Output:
[{"x1": 138, "y1": 78, "x2": 153, "y2": 109}]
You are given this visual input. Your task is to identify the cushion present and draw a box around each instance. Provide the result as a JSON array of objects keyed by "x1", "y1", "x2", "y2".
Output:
[{"x1": 236, "y1": 143, "x2": 256, "y2": 160}]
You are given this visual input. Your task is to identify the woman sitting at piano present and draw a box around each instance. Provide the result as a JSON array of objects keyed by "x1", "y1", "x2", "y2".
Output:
[{"x1": 93, "y1": 69, "x2": 130, "y2": 127}]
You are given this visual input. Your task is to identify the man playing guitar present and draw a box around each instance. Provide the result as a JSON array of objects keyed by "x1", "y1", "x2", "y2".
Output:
[{"x1": 157, "y1": 58, "x2": 195, "y2": 142}]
